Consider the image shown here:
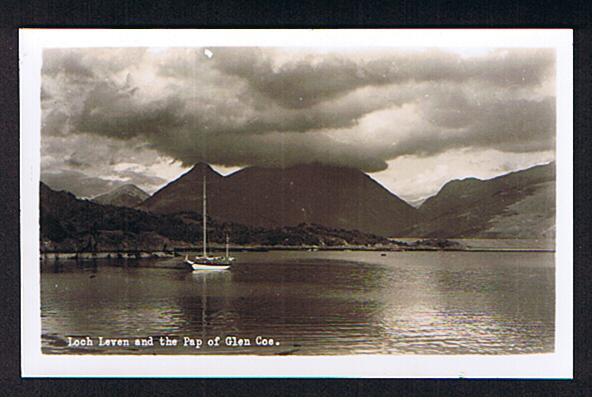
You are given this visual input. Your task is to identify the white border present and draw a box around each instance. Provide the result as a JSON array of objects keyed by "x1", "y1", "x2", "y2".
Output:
[{"x1": 20, "y1": 29, "x2": 573, "y2": 378}]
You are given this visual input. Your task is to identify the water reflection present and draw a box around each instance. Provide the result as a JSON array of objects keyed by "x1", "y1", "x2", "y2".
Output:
[{"x1": 41, "y1": 251, "x2": 555, "y2": 355}]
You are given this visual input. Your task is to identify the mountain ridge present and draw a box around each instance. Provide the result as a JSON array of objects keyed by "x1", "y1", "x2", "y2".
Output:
[
  {"x1": 42, "y1": 160, "x2": 557, "y2": 243},
  {"x1": 406, "y1": 162, "x2": 556, "y2": 239},
  {"x1": 139, "y1": 161, "x2": 556, "y2": 239}
]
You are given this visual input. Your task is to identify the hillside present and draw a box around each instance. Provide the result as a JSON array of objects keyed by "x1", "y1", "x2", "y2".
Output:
[
  {"x1": 40, "y1": 182, "x2": 389, "y2": 252},
  {"x1": 404, "y1": 163, "x2": 555, "y2": 239}
]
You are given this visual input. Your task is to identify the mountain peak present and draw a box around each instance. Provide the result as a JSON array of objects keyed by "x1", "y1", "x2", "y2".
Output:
[
  {"x1": 112, "y1": 183, "x2": 145, "y2": 193},
  {"x1": 192, "y1": 162, "x2": 218, "y2": 172},
  {"x1": 142, "y1": 162, "x2": 417, "y2": 236},
  {"x1": 93, "y1": 184, "x2": 149, "y2": 208},
  {"x1": 183, "y1": 162, "x2": 224, "y2": 180}
]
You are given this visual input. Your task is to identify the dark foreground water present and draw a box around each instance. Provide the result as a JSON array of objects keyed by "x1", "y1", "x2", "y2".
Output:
[{"x1": 41, "y1": 251, "x2": 555, "y2": 355}]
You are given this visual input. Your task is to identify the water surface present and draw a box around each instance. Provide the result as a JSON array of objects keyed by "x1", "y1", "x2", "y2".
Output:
[{"x1": 41, "y1": 251, "x2": 555, "y2": 355}]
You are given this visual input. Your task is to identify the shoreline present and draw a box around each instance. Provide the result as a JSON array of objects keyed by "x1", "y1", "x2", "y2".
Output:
[{"x1": 39, "y1": 246, "x2": 555, "y2": 260}]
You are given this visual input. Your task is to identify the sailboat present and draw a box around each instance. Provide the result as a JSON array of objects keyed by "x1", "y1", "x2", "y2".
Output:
[{"x1": 185, "y1": 175, "x2": 235, "y2": 270}]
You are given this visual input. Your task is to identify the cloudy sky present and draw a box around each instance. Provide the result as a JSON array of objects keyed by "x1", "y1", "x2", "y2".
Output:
[{"x1": 41, "y1": 47, "x2": 555, "y2": 204}]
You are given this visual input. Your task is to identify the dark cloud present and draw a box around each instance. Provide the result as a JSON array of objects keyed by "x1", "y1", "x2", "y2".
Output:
[
  {"x1": 212, "y1": 48, "x2": 554, "y2": 108},
  {"x1": 43, "y1": 50, "x2": 96, "y2": 80},
  {"x1": 213, "y1": 49, "x2": 375, "y2": 109},
  {"x1": 42, "y1": 48, "x2": 148, "y2": 78},
  {"x1": 41, "y1": 47, "x2": 556, "y2": 184},
  {"x1": 64, "y1": 156, "x2": 89, "y2": 169},
  {"x1": 74, "y1": 82, "x2": 186, "y2": 139},
  {"x1": 378, "y1": 91, "x2": 557, "y2": 158}
]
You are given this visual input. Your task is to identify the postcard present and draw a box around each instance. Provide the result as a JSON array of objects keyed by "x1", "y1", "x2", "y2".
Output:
[{"x1": 20, "y1": 28, "x2": 573, "y2": 378}]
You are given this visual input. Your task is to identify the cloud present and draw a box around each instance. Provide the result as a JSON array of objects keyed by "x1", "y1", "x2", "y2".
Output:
[
  {"x1": 211, "y1": 48, "x2": 554, "y2": 109},
  {"x1": 41, "y1": 47, "x2": 556, "y2": 197},
  {"x1": 41, "y1": 133, "x2": 170, "y2": 197},
  {"x1": 41, "y1": 170, "x2": 122, "y2": 198},
  {"x1": 365, "y1": 94, "x2": 555, "y2": 160}
]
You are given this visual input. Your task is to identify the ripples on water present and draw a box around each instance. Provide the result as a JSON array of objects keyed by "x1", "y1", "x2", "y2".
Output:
[{"x1": 41, "y1": 251, "x2": 555, "y2": 355}]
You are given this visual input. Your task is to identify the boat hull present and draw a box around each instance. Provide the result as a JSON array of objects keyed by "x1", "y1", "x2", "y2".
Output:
[{"x1": 184, "y1": 257, "x2": 232, "y2": 270}]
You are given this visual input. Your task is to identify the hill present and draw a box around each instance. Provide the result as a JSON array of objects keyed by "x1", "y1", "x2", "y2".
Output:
[
  {"x1": 404, "y1": 163, "x2": 555, "y2": 239},
  {"x1": 92, "y1": 184, "x2": 149, "y2": 208},
  {"x1": 40, "y1": 182, "x2": 389, "y2": 252}
]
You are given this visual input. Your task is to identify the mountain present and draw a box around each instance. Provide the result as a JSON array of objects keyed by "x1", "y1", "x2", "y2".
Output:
[
  {"x1": 139, "y1": 163, "x2": 224, "y2": 214},
  {"x1": 139, "y1": 163, "x2": 418, "y2": 236},
  {"x1": 93, "y1": 184, "x2": 149, "y2": 208},
  {"x1": 41, "y1": 159, "x2": 557, "y2": 248},
  {"x1": 40, "y1": 182, "x2": 389, "y2": 252},
  {"x1": 405, "y1": 162, "x2": 555, "y2": 239}
]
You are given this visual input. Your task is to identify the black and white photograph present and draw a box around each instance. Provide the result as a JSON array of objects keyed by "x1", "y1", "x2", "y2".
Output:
[{"x1": 20, "y1": 29, "x2": 573, "y2": 378}]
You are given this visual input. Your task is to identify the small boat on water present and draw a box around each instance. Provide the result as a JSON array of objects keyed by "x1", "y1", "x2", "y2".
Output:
[
  {"x1": 185, "y1": 254, "x2": 233, "y2": 270},
  {"x1": 184, "y1": 176, "x2": 235, "y2": 271}
]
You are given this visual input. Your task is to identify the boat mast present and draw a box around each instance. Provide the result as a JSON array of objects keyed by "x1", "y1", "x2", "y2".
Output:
[
  {"x1": 202, "y1": 174, "x2": 207, "y2": 257},
  {"x1": 225, "y1": 234, "x2": 229, "y2": 258}
]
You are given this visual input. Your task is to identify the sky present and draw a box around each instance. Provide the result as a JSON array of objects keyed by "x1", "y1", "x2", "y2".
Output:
[{"x1": 40, "y1": 47, "x2": 556, "y2": 205}]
